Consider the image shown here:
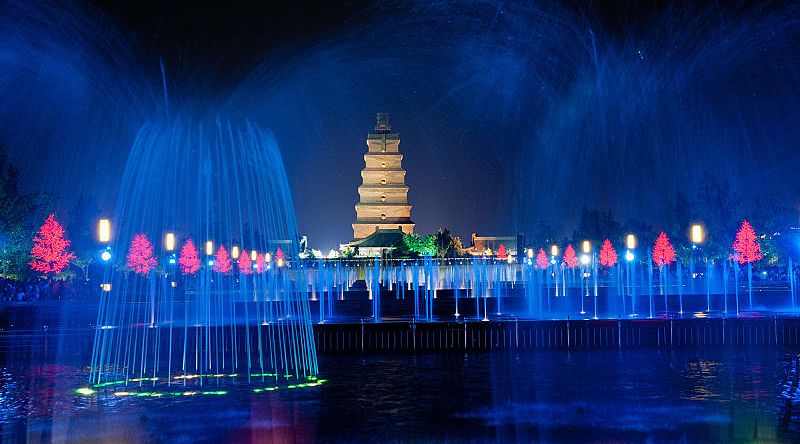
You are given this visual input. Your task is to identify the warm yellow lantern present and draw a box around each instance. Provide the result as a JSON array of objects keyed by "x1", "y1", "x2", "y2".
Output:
[
  {"x1": 691, "y1": 224, "x2": 705, "y2": 244},
  {"x1": 625, "y1": 234, "x2": 637, "y2": 250},
  {"x1": 97, "y1": 219, "x2": 111, "y2": 243},
  {"x1": 165, "y1": 233, "x2": 176, "y2": 252}
]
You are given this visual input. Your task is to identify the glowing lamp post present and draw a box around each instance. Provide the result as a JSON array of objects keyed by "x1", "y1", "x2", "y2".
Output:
[
  {"x1": 98, "y1": 219, "x2": 111, "y2": 244},
  {"x1": 550, "y1": 245, "x2": 560, "y2": 296},
  {"x1": 164, "y1": 232, "x2": 177, "y2": 269},
  {"x1": 626, "y1": 234, "x2": 637, "y2": 250},
  {"x1": 624, "y1": 233, "x2": 637, "y2": 316},
  {"x1": 165, "y1": 233, "x2": 176, "y2": 252},
  {"x1": 205, "y1": 241, "x2": 214, "y2": 267},
  {"x1": 97, "y1": 219, "x2": 112, "y2": 292},
  {"x1": 625, "y1": 234, "x2": 636, "y2": 262},
  {"x1": 691, "y1": 224, "x2": 705, "y2": 245},
  {"x1": 231, "y1": 246, "x2": 240, "y2": 260},
  {"x1": 690, "y1": 223, "x2": 707, "y2": 310},
  {"x1": 579, "y1": 240, "x2": 592, "y2": 313},
  {"x1": 580, "y1": 240, "x2": 591, "y2": 265}
]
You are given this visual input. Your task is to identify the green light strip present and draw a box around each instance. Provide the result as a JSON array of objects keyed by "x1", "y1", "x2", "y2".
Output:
[{"x1": 77, "y1": 375, "x2": 326, "y2": 398}]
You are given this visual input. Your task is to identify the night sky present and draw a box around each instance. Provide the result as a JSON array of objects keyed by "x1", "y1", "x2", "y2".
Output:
[{"x1": 1, "y1": 0, "x2": 799, "y2": 250}]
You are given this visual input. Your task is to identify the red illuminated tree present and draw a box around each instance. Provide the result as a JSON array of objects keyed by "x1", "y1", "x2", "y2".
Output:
[
  {"x1": 256, "y1": 253, "x2": 266, "y2": 273},
  {"x1": 179, "y1": 239, "x2": 200, "y2": 275},
  {"x1": 238, "y1": 249, "x2": 253, "y2": 275},
  {"x1": 496, "y1": 244, "x2": 507, "y2": 259},
  {"x1": 535, "y1": 248, "x2": 549, "y2": 269},
  {"x1": 732, "y1": 220, "x2": 762, "y2": 264},
  {"x1": 127, "y1": 233, "x2": 157, "y2": 276},
  {"x1": 652, "y1": 232, "x2": 676, "y2": 267},
  {"x1": 29, "y1": 214, "x2": 75, "y2": 275},
  {"x1": 275, "y1": 248, "x2": 285, "y2": 262},
  {"x1": 733, "y1": 220, "x2": 762, "y2": 308},
  {"x1": 214, "y1": 245, "x2": 232, "y2": 274},
  {"x1": 599, "y1": 239, "x2": 618, "y2": 267},
  {"x1": 562, "y1": 244, "x2": 578, "y2": 269}
]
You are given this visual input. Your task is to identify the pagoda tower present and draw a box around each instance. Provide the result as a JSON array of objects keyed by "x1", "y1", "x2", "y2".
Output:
[{"x1": 352, "y1": 113, "x2": 414, "y2": 240}]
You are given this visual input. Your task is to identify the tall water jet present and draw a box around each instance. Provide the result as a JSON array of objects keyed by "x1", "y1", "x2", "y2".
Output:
[
  {"x1": 790, "y1": 258, "x2": 796, "y2": 311},
  {"x1": 89, "y1": 118, "x2": 317, "y2": 389},
  {"x1": 677, "y1": 261, "x2": 684, "y2": 315}
]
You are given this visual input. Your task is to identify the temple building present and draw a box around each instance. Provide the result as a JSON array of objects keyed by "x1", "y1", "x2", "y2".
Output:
[
  {"x1": 466, "y1": 233, "x2": 525, "y2": 257},
  {"x1": 346, "y1": 113, "x2": 414, "y2": 255}
]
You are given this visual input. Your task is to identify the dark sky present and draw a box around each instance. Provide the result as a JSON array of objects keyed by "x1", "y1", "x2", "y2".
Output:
[{"x1": 2, "y1": 0, "x2": 798, "y2": 250}]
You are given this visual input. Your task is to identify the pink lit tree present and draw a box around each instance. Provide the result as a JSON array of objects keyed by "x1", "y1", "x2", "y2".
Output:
[
  {"x1": 652, "y1": 232, "x2": 676, "y2": 313},
  {"x1": 179, "y1": 239, "x2": 200, "y2": 275},
  {"x1": 214, "y1": 245, "x2": 232, "y2": 274},
  {"x1": 535, "y1": 248, "x2": 549, "y2": 270},
  {"x1": 599, "y1": 239, "x2": 618, "y2": 267},
  {"x1": 496, "y1": 244, "x2": 508, "y2": 260},
  {"x1": 652, "y1": 232, "x2": 676, "y2": 267},
  {"x1": 238, "y1": 249, "x2": 253, "y2": 275},
  {"x1": 29, "y1": 214, "x2": 75, "y2": 276},
  {"x1": 127, "y1": 234, "x2": 157, "y2": 276},
  {"x1": 733, "y1": 220, "x2": 762, "y2": 308},
  {"x1": 562, "y1": 244, "x2": 578, "y2": 269}
]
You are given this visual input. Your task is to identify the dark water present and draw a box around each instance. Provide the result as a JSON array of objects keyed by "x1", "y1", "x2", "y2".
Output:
[{"x1": 2, "y1": 335, "x2": 800, "y2": 443}]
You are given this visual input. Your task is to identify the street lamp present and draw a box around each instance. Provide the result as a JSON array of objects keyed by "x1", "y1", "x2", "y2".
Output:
[
  {"x1": 97, "y1": 219, "x2": 112, "y2": 294},
  {"x1": 579, "y1": 240, "x2": 592, "y2": 313},
  {"x1": 691, "y1": 224, "x2": 705, "y2": 245},
  {"x1": 231, "y1": 246, "x2": 240, "y2": 260},
  {"x1": 624, "y1": 233, "x2": 638, "y2": 317},
  {"x1": 626, "y1": 234, "x2": 637, "y2": 250},
  {"x1": 251, "y1": 250, "x2": 258, "y2": 261},
  {"x1": 580, "y1": 240, "x2": 591, "y2": 264},
  {"x1": 625, "y1": 233, "x2": 636, "y2": 261},
  {"x1": 527, "y1": 248, "x2": 534, "y2": 259},
  {"x1": 165, "y1": 232, "x2": 176, "y2": 252},
  {"x1": 97, "y1": 219, "x2": 111, "y2": 243},
  {"x1": 690, "y1": 223, "x2": 707, "y2": 309},
  {"x1": 205, "y1": 240, "x2": 214, "y2": 256},
  {"x1": 550, "y1": 244, "x2": 560, "y2": 296}
]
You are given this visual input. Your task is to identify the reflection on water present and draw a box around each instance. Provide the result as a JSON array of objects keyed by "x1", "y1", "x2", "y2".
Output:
[{"x1": 2, "y1": 334, "x2": 800, "y2": 442}]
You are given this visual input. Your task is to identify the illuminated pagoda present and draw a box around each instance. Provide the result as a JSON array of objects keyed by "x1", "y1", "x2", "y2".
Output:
[{"x1": 349, "y1": 113, "x2": 414, "y2": 254}]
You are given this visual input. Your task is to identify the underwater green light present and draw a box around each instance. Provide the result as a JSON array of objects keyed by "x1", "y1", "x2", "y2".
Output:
[
  {"x1": 76, "y1": 387, "x2": 96, "y2": 396},
  {"x1": 80, "y1": 374, "x2": 324, "y2": 398}
]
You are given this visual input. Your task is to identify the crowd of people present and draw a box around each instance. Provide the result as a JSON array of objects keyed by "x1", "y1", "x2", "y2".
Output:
[{"x1": 0, "y1": 277, "x2": 83, "y2": 302}]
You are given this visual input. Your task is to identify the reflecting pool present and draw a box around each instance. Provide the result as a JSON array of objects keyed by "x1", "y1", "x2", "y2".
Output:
[{"x1": 2, "y1": 335, "x2": 800, "y2": 442}]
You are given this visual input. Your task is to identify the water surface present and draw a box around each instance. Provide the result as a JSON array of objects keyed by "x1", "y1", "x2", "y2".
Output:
[{"x1": 2, "y1": 335, "x2": 799, "y2": 442}]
